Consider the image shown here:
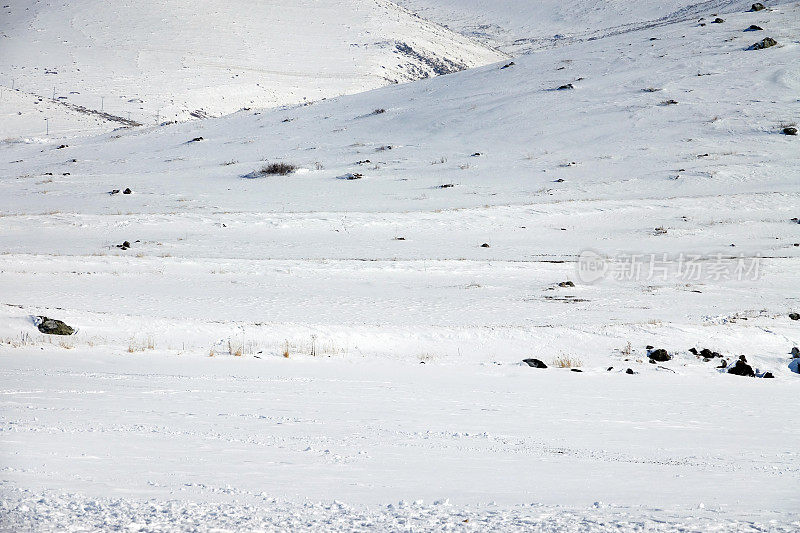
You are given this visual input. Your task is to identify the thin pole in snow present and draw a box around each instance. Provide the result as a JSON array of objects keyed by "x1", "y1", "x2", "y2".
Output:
[
  {"x1": 45, "y1": 118, "x2": 49, "y2": 136},
  {"x1": 52, "y1": 86, "x2": 56, "y2": 100},
  {"x1": 101, "y1": 96, "x2": 104, "y2": 111}
]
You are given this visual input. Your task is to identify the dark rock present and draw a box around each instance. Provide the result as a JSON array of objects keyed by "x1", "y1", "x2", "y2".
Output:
[
  {"x1": 109, "y1": 189, "x2": 120, "y2": 195},
  {"x1": 626, "y1": 368, "x2": 636, "y2": 375},
  {"x1": 558, "y1": 281, "x2": 575, "y2": 287},
  {"x1": 745, "y1": 24, "x2": 763, "y2": 31},
  {"x1": 123, "y1": 188, "x2": 132, "y2": 194},
  {"x1": 523, "y1": 358, "x2": 547, "y2": 368},
  {"x1": 717, "y1": 360, "x2": 727, "y2": 369},
  {"x1": 700, "y1": 348, "x2": 722, "y2": 359},
  {"x1": 728, "y1": 360, "x2": 755, "y2": 377},
  {"x1": 570, "y1": 368, "x2": 583, "y2": 372},
  {"x1": 750, "y1": 3, "x2": 765, "y2": 11},
  {"x1": 712, "y1": 17, "x2": 724, "y2": 23},
  {"x1": 739, "y1": 355, "x2": 748, "y2": 363},
  {"x1": 471, "y1": 152, "x2": 482, "y2": 157},
  {"x1": 789, "y1": 313, "x2": 800, "y2": 321},
  {"x1": 607, "y1": 366, "x2": 614, "y2": 371},
  {"x1": 117, "y1": 241, "x2": 131, "y2": 250},
  {"x1": 480, "y1": 243, "x2": 490, "y2": 248},
  {"x1": 56, "y1": 144, "x2": 68, "y2": 149},
  {"x1": 791, "y1": 347, "x2": 799, "y2": 358},
  {"x1": 557, "y1": 83, "x2": 574, "y2": 90},
  {"x1": 689, "y1": 348, "x2": 698, "y2": 355},
  {"x1": 189, "y1": 137, "x2": 204, "y2": 142},
  {"x1": 750, "y1": 37, "x2": 777, "y2": 50},
  {"x1": 783, "y1": 127, "x2": 798, "y2": 136},
  {"x1": 439, "y1": 183, "x2": 455, "y2": 188},
  {"x1": 645, "y1": 345, "x2": 654, "y2": 350},
  {"x1": 648, "y1": 348, "x2": 672, "y2": 362},
  {"x1": 762, "y1": 372, "x2": 774, "y2": 378},
  {"x1": 500, "y1": 62, "x2": 515, "y2": 69},
  {"x1": 36, "y1": 316, "x2": 75, "y2": 335},
  {"x1": 661, "y1": 99, "x2": 679, "y2": 105}
]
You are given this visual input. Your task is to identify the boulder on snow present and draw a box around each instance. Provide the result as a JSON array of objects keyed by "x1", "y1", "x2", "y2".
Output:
[
  {"x1": 626, "y1": 368, "x2": 636, "y2": 375},
  {"x1": 762, "y1": 372, "x2": 774, "y2": 379},
  {"x1": 558, "y1": 281, "x2": 575, "y2": 287},
  {"x1": 36, "y1": 316, "x2": 75, "y2": 336},
  {"x1": 783, "y1": 127, "x2": 798, "y2": 136},
  {"x1": 750, "y1": 3, "x2": 765, "y2": 11},
  {"x1": 522, "y1": 358, "x2": 547, "y2": 368},
  {"x1": 750, "y1": 37, "x2": 777, "y2": 50},
  {"x1": 745, "y1": 24, "x2": 763, "y2": 31},
  {"x1": 700, "y1": 348, "x2": 722, "y2": 358},
  {"x1": 727, "y1": 359, "x2": 755, "y2": 377},
  {"x1": 338, "y1": 172, "x2": 363, "y2": 180},
  {"x1": 647, "y1": 348, "x2": 672, "y2": 362},
  {"x1": 789, "y1": 313, "x2": 800, "y2": 321},
  {"x1": 791, "y1": 346, "x2": 799, "y2": 358},
  {"x1": 711, "y1": 17, "x2": 724, "y2": 23}
]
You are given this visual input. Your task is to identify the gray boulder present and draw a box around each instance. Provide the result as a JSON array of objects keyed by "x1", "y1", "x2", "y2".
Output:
[{"x1": 36, "y1": 316, "x2": 75, "y2": 336}]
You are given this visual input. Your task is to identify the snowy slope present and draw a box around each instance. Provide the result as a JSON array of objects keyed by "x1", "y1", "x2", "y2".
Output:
[
  {"x1": 0, "y1": 0, "x2": 504, "y2": 137},
  {"x1": 396, "y1": 0, "x2": 775, "y2": 53},
  {"x1": 1, "y1": 0, "x2": 800, "y2": 530}
]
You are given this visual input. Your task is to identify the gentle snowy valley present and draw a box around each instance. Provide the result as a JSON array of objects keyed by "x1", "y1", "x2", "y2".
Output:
[{"x1": 1, "y1": 0, "x2": 799, "y2": 531}]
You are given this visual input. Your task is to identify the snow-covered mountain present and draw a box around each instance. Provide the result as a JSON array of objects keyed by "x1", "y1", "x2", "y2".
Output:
[
  {"x1": 396, "y1": 0, "x2": 766, "y2": 53},
  {"x1": 0, "y1": 0, "x2": 504, "y2": 137},
  {"x1": 1, "y1": 0, "x2": 799, "y2": 530}
]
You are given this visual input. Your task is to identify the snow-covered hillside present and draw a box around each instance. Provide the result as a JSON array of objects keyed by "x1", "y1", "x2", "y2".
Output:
[
  {"x1": 0, "y1": 0, "x2": 503, "y2": 137},
  {"x1": 1, "y1": 0, "x2": 799, "y2": 530},
  {"x1": 396, "y1": 0, "x2": 771, "y2": 53}
]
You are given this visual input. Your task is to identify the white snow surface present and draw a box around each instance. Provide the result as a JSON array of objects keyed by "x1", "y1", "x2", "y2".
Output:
[{"x1": 1, "y1": 0, "x2": 800, "y2": 530}]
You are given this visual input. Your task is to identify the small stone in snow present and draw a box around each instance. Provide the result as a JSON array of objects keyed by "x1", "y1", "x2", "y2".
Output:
[{"x1": 522, "y1": 358, "x2": 547, "y2": 368}]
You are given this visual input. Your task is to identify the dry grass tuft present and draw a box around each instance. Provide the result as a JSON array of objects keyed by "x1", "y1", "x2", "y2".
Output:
[
  {"x1": 552, "y1": 356, "x2": 582, "y2": 368},
  {"x1": 260, "y1": 162, "x2": 297, "y2": 176}
]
